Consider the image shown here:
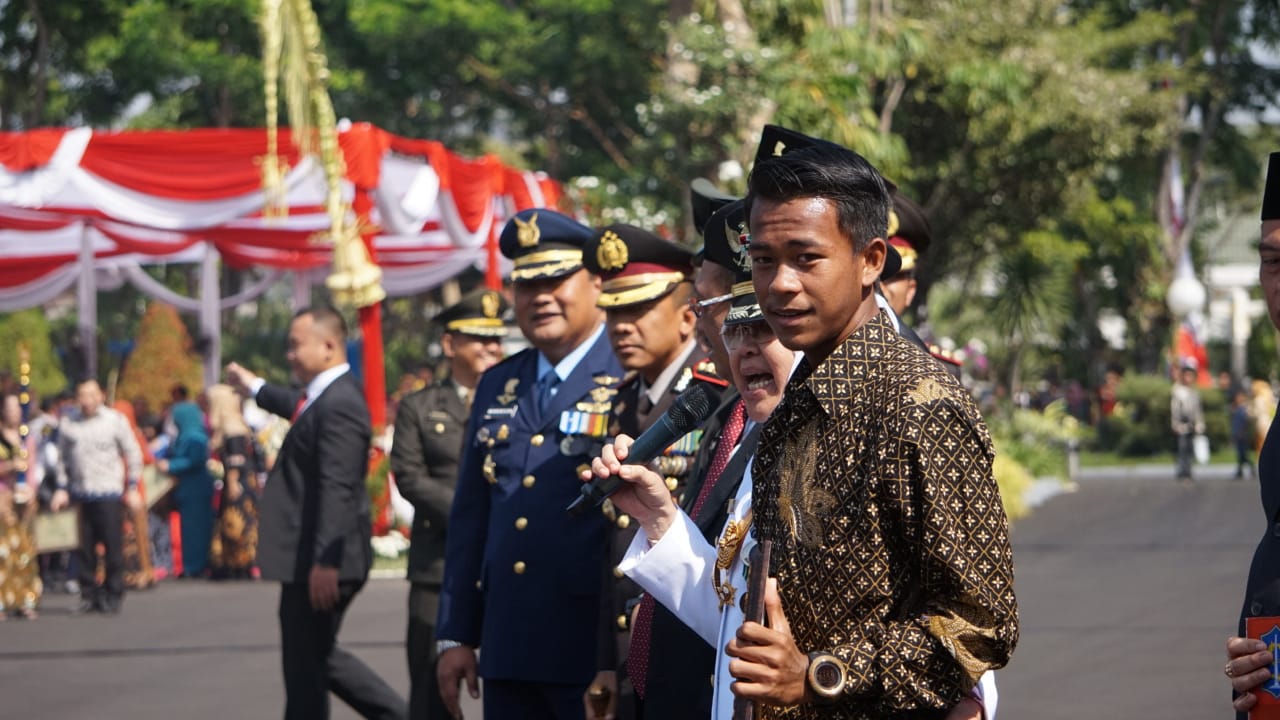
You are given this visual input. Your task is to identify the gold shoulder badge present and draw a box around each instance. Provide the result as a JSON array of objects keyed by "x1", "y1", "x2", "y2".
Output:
[
  {"x1": 515, "y1": 212, "x2": 541, "y2": 248},
  {"x1": 907, "y1": 377, "x2": 951, "y2": 405},
  {"x1": 887, "y1": 208, "x2": 900, "y2": 237},
  {"x1": 597, "y1": 230, "x2": 628, "y2": 271},
  {"x1": 481, "y1": 292, "x2": 500, "y2": 319},
  {"x1": 496, "y1": 378, "x2": 520, "y2": 405}
]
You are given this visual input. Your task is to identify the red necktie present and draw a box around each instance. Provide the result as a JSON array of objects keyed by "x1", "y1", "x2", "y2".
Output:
[
  {"x1": 290, "y1": 392, "x2": 308, "y2": 422},
  {"x1": 626, "y1": 399, "x2": 746, "y2": 698}
]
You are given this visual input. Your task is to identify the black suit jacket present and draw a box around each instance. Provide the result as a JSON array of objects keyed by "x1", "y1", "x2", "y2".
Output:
[
  {"x1": 642, "y1": 391, "x2": 761, "y2": 720},
  {"x1": 391, "y1": 378, "x2": 469, "y2": 585},
  {"x1": 256, "y1": 371, "x2": 373, "y2": 584}
]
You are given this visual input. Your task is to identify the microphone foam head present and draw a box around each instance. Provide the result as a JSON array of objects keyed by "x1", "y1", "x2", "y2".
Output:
[{"x1": 668, "y1": 382, "x2": 722, "y2": 430}]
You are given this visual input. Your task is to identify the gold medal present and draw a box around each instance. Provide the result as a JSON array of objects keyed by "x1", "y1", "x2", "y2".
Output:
[{"x1": 714, "y1": 511, "x2": 752, "y2": 610}]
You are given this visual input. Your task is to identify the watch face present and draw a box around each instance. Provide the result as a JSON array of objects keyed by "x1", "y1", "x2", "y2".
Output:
[
  {"x1": 813, "y1": 661, "x2": 842, "y2": 689},
  {"x1": 807, "y1": 653, "x2": 847, "y2": 699}
]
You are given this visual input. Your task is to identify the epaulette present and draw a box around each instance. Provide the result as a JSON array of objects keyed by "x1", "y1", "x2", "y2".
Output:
[{"x1": 929, "y1": 344, "x2": 962, "y2": 367}]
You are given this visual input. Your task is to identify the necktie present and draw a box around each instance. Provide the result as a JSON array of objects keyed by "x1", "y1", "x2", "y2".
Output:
[
  {"x1": 536, "y1": 371, "x2": 558, "y2": 415},
  {"x1": 290, "y1": 392, "x2": 308, "y2": 423},
  {"x1": 626, "y1": 399, "x2": 746, "y2": 698}
]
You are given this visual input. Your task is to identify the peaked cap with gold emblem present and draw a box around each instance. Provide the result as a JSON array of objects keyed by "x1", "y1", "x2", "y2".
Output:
[
  {"x1": 1265, "y1": 152, "x2": 1280, "y2": 221},
  {"x1": 885, "y1": 190, "x2": 931, "y2": 278},
  {"x1": 435, "y1": 286, "x2": 509, "y2": 338},
  {"x1": 582, "y1": 224, "x2": 693, "y2": 308},
  {"x1": 499, "y1": 208, "x2": 595, "y2": 282},
  {"x1": 751, "y1": 124, "x2": 902, "y2": 280},
  {"x1": 698, "y1": 198, "x2": 763, "y2": 327}
]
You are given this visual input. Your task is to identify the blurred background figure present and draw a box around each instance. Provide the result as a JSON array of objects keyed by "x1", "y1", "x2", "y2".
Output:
[
  {"x1": 1230, "y1": 390, "x2": 1256, "y2": 481},
  {"x1": 1170, "y1": 363, "x2": 1205, "y2": 483},
  {"x1": 1250, "y1": 379, "x2": 1276, "y2": 456},
  {"x1": 0, "y1": 390, "x2": 41, "y2": 618},
  {"x1": 157, "y1": 401, "x2": 214, "y2": 579},
  {"x1": 206, "y1": 384, "x2": 262, "y2": 581},
  {"x1": 113, "y1": 399, "x2": 156, "y2": 589}
]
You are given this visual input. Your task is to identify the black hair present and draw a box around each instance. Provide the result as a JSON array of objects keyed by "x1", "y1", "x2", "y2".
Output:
[
  {"x1": 744, "y1": 144, "x2": 890, "y2": 252},
  {"x1": 295, "y1": 305, "x2": 349, "y2": 341}
]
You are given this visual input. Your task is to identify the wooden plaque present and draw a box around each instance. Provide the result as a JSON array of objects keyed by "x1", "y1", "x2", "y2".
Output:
[{"x1": 33, "y1": 508, "x2": 80, "y2": 553}]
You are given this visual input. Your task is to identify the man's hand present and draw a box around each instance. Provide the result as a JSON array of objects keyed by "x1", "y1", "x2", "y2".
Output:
[
  {"x1": 49, "y1": 488, "x2": 69, "y2": 512},
  {"x1": 726, "y1": 578, "x2": 811, "y2": 706},
  {"x1": 308, "y1": 565, "x2": 340, "y2": 612},
  {"x1": 583, "y1": 434, "x2": 679, "y2": 543},
  {"x1": 122, "y1": 488, "x2": 143, "y2": 512},
  {"x1": 582, "y1": 670, "x2": 618, "y2": 720},
  {"x1": 156, "y1": 459, "x2": 170, "y2": 473},
  {"x1": 437, "y1": 645, "x2": 480, "y2": 719},
  {"x1": 224, "y1": 362, "x2": 259, "y2": 396},
  {"x1": 1227, "y1": 635, "x2": 1273, "y2": 713}
]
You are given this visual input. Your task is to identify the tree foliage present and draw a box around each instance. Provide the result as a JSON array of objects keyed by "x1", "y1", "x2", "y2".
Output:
[
  {"x1": 0, "y1": 309, "x2": 67, "y2": 398},
  {"x1": 116, "y1": 302, "x2": 204, "y2": 412}
]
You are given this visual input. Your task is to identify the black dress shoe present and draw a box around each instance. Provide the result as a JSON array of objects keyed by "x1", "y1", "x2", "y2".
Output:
[{"x1": 99, "y1": 597, "x2": 122, "y2": 615}]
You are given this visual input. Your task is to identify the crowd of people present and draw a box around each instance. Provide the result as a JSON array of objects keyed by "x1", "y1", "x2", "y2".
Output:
[
  {"x1": 5, "y1": 130, "x2": 1279, "y2": 720},
  {"x1": 0, "y1": 375, "x2": 277, "y2": 619}
]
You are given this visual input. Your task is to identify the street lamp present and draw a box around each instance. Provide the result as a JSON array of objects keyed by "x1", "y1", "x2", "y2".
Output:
[{"x1": 1167, "y1": 275, "x2": 1206, "y2": 318}]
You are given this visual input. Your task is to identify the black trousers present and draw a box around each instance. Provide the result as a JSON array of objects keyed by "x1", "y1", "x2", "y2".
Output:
[
  {"x1": 407, "y1": 583, "x2": 449, "y2": 719},
  {"x1": 77, "y1": 499, "x2": 124, "y2": 602},
  {"x1": 278, "y1": 581, "x2": 407, "y2": 720},
  {"x1": 483, "y1": 679, "x2": 587, "y2": 720}
]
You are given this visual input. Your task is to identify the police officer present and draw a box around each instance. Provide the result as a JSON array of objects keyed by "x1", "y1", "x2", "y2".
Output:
[
  {"x1": 580, "y1": 224, "x2": 705, "y2": 719},
  {"x1": 392, "y1": 287, "x2": 508, "y2": 719},
  {"x1": 436, "y1": 209, "x2": 624, "y2": 720},
  {"x1": 879, "y1": 191, "x2": 932, "y2": 318}
]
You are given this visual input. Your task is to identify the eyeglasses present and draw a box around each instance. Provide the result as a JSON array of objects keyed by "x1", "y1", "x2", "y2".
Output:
[
  {"x1": 688, "y1": 292, "x2": 733, "y2": 318},
  {"x1": 719, "y1": 321, "x2": 774, "y2": 349}
]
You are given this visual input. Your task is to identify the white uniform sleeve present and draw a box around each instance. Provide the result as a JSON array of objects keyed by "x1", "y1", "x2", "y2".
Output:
[{"x1": 619, "y1": 510, "x2": 722, "y2": 647}]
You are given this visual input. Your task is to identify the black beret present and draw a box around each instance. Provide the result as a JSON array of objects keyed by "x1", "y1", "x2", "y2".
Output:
[{"x1": 1264, "y1": 153, "x2": 1280, "y2": 222}]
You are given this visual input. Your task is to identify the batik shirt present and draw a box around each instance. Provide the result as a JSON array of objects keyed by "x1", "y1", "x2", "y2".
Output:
[{"x1": 749, "y1": 311, "x2": 1018, "y2": 719}]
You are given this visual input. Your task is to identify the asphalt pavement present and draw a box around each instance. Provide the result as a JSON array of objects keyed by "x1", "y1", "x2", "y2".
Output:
[{"x1": 0, "y1": 463, "x2": 1259, "y2": 719}]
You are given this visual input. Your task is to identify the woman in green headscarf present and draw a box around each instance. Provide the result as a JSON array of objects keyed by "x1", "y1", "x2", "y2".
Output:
[{"x1": 157, "y1": 402, "x2": 214, "y2": 578}]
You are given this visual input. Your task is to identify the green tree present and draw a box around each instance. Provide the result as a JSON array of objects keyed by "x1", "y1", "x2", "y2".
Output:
[
  {"x1": 116, "y1": 302, "x2": 204, "y2": 412},
  {"x1": 0, "y1": 309, "x2": 67, "y2": 397}
]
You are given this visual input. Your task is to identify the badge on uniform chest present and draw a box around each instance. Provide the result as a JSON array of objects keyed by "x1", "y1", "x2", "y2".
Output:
[
  {"x1": 485, "y1": 378, "x2": 521, "y2": 419},
  {"x1": 559, "y1": 410, "x2": 609, "y2": 437}
]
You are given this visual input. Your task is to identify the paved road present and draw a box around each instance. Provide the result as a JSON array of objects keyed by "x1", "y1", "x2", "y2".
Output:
[
  {"x1": 0, "y1": 465, "x2": 1259, "y2": 719},
  {"x1": 1000, "y1": 465, "x2": 1256, "y2": 719}
]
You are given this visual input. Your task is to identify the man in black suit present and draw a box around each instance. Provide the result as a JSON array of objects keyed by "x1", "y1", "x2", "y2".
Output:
[
  {"x1": 226, "y1": 306, "x2": 406, "y2": 720},
  {"x1": 391, "y1": 288, "x2": 507, "y2": 719}
]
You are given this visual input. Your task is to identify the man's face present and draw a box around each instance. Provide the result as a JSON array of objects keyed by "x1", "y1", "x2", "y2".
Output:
[
  {"x1": 880, "y1": 275, "x2": 917, "y2": 316},
  {"x1": 285, "y1": 314, "x2": 333, "y2": 385},
  {"x1": 76, "y1": 381, "x2": 103, "y2": 417},
  {"x1": 445, "y1": 333, "x2": 504, "y2": 386},
  {"x1": 605, "y1": 290, "x2": 695, "y2": 382},
  {"x1": 723, "y1": 320, "x2": 795, "y2": 423},
  {"x1": 693, "y1": 262, "x2": 734, "y2": 378},
  {"x1": 1261, "y1": 220, "x2": 1280, "y2": 330},
  {"x1": 512, "y1": 269, "x2": 603, "y2": 360},
  {"x1": 748, "y1": 196, "x2": 885, "y2": 361}
]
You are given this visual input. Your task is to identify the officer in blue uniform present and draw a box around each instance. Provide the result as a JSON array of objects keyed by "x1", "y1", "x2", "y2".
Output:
[{"x1": 436, "y1": 208, "x2": 624, "y2": 720}]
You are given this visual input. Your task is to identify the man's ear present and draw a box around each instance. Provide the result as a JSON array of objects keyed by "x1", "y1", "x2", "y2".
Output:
[
  {"x1": 861, "y1": 238, "x2": 887, "y2": 288},
  {"x1": 441, "y1": 332, "x2": 457, "y2": 359}
]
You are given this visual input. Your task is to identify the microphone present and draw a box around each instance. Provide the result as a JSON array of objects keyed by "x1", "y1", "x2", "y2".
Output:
[{"x1": 566, "y1": 380, "x2": 724, "y2": 516}]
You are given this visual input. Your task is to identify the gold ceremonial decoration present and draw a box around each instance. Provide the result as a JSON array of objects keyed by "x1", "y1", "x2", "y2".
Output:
[
  {"x1": 772, "y1": 140, "x2": 786, "y2": 156},
  {"x1": 714, "y1": 511, "x2": 751, "y2": 609},
  {"x1": 515, "y1": 212, "x2": 541, "y2": 248},
  {"x1": 596, "y1": 230, "x2": 629, "y2": 271},
  {"x1": 496, "y1": 378, "x2": 520, "y2": 405},
  {"x1": 481, "y1": 292, "x2": 500, "y2": 319},
  {"x1": 887, "y1": 209, "x2": 900, "y2": 238},
  {"x1": 260, "y1": 0, "x2": 384, "y2": 309}
]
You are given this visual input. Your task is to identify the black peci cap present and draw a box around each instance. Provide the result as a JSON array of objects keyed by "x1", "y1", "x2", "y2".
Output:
[{"x1": 1264, "y1": 153, "x2": 1280, "y2": 222}]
